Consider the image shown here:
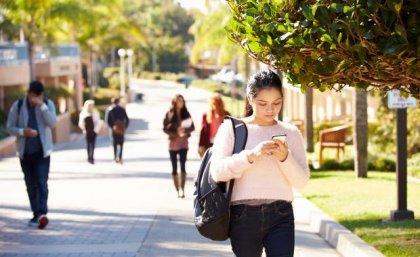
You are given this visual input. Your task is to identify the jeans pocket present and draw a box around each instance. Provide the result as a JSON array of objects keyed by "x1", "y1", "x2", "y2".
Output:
[
  {"x1": 275, "y1": 202, "x2": 294, "y2": 220},
  {"x1": 230, "y1": 204, "x2": 247, "y2": 222}
]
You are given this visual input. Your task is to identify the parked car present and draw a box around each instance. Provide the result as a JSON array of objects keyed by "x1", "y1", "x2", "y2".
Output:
[{"x1": 210, "y1": 67, "x2": 244, "y2": 85}]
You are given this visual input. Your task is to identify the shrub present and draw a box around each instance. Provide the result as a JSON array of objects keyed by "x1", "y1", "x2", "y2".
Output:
[
  {"x1": 83, "y1": 88, "x2": 119, "y2": 106},
  {"x1": 319, "y1": 159, "x2": 341, "y2": 170},
  {"x1": 374, "y1": 158, "x2": 396, "y2": 172},
  {"x1": 408, "y1": 153, "x2": 420, "y2": 178},
  {"x1": 139, "y1": 71, "x2": 185, "y2": 82},
  {"x1": 317, "y1": 157, "x2": 396, "y2": 172},
  {"x1": 103, "y1": 67, "x2": 121, "y2": 90},
  {"x1": 70, "y1": 109, "x2": 80, "y2": 127},
  {"x1": 4, "y1": 90, "x2": 25, "y2": 112},
  {"x1": 191, "y1": 79, "x2": 225, "y2": 93},
  {"x1": 340, "y1": 159, "x2": 355, "y2": 170},
  {"x1": 371, "y1": 97, "x2": 420, "y2": 158}
]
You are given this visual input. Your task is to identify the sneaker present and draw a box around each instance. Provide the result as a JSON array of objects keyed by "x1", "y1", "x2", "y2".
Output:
[
  {"x1": 28, "y1": 217, "x2": 38, "y2": 227},
  {"x1": 38, "y1": 215, "x2": 49, "y2": 229}
]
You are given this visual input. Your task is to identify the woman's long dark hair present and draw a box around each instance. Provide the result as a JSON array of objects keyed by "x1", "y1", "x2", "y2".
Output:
[
  {"x1": 168, "y1": 94, "x2": 191, "y2": 123},
  {"x1": 244, "y1": 70, "x2": 283, "y2": 117}
]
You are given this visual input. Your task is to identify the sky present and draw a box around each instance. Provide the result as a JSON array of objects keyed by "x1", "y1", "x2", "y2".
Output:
[{"x1": 176, "y1": 0, "x2": 207, "y2": 12}]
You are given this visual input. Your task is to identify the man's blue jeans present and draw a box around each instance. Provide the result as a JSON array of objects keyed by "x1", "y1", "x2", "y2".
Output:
[
  {"x1": 229, "y1": 200, "x2": 295, "y2": 257},
  {"x1": 20, "y1": 153, "x2": 50, "y2": 218}
]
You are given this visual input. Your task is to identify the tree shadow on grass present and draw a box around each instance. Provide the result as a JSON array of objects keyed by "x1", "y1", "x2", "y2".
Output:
[
  {"x1": 309, "y1": 171, "x2": 341, "y2": 179},
  {"x1": 339, "y1": 216, "x2": 420, "y2": 256}
]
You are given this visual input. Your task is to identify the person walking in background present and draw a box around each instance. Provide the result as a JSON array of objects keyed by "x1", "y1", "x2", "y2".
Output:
[
  {"x1": 104, "y1": 97, "x2": 116, "y2": 140},
  {"x1": 210, "y1": 70, "x2": 310, "y2": 257},
  {"x1": 163, "y1": 94, "x2": 195, "y2": 198},
  {"x1": 78, "y1": 100, "x2": 101, "y2": 164},
  {"x1": 107, "y1": 98, "x2": 129, "y2": 164},
  {"x1": 6, "y1": 81, "x2": 57, "y2": 229},
  {"x1": 198, "y1": 93, "x2": 230, "y2": 157}
]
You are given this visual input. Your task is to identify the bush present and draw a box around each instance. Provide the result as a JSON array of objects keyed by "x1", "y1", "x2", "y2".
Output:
[
  {"x1": 317, "y1": 157, "x2": 396, "y2": 172},
  {"x1": 102, "y1": 67, "x2": 120, "y2": 90},
  {"x1": 319, "y1": 159, "x2": 341, "y2": 170},
  {"x1": 374, "y1": 158, "x2": 396, "y2": 172},
  {"x1": 4, "y1": 90, "x2": 25, "y2": 112},
  {"x1": 83, "y1": 88, "x2": 119, "y2": 106},
  {"x1": 408, "y1": 153, "x2": 420, "y2": 178},
  {"x1": 340, "y1": 159, "x2": 355, "y2": 170},
  {"x1": 192, "y1": 79, "x2": 226, "y2": 95},
  {"x1": 44, "y1": 85, "x2": 73, "y2": 101},
  {"x1": 371, "y1": 97, "x2": 420, "y2": 158},
  {"x1": 139, "y1": 71, "x2": 185, "y2": 82},
  {"x1": 70, "y1": 108, "x2": 80, "y2": 127}
]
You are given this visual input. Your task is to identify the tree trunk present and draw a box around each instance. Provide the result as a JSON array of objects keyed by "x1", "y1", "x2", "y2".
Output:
[
  {"x1": 89, "y1": 51, "x2": 94, "y2": 100},
  {"x1": 305, "y1": 87, "x2": 314, "y2": 152},
  {"x1": 354, "y1": 90, "x2": 368, "y2": 178},
  {"x1": 28, "y1": 40, "x2": 35, "y2": 81}
]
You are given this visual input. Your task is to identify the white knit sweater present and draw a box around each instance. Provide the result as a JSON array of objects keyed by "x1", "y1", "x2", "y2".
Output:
[{"x1": 210, "y1": 120, "x2": 310, "y2": 202}]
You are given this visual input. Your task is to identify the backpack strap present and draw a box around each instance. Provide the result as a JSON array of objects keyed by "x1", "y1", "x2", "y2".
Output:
[
  {"x1": 224, "y1": 116, "x2": 248, "y2": 202},
  {"x1": 17, "y1": 98, "x2": 23, "y2": 115}
]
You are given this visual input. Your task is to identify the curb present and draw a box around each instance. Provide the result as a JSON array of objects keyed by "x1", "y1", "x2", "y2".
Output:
[{"x1": 294, "y1": 193, "x2": 385, "y2": 257}]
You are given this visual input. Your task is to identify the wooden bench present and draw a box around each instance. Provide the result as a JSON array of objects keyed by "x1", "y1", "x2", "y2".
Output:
[{"x1": 319, "y1": 125, "x2": 349, "y2": 164}]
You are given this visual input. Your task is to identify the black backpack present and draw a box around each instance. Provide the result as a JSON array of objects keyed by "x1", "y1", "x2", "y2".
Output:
[
  {"x1": 193, "y1": 116, "x2": 248, "y2": 241},
  {"x1": 84, "y1": 116, "x2": 95, "y2": 135}
]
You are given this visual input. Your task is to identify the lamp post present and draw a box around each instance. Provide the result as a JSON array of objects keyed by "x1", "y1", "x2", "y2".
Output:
[
  {"x1": 117, "y1": 48, "x2": 126, "y2": 96},
  {"x1": 126, "y1": 49, "x2": 133, "y2": 89}
]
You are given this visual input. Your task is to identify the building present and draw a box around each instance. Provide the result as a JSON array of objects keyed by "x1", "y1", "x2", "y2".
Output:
[{"x1": 0, "y1": 42, "x2": 83, "y2": 157}]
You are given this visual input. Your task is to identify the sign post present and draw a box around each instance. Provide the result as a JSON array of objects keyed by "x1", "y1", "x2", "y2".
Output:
[{"x1": 388, "y1": 90, "x2": 416, "y2": 221}]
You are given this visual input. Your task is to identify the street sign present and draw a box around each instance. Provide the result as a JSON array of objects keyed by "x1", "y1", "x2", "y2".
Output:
[{"x1": 387, "y1": 90, "x2": 417, "y2": 109}]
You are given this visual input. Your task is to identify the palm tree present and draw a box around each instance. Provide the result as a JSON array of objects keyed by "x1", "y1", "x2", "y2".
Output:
[{"x1": 1, "y1": 0, "x2": 84, "y2": 80}]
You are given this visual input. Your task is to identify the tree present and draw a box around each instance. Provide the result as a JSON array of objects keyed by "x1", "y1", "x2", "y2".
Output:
[
  {"x1": 135, "y1": 0, "x2": 194, "y2": 72},
  {"x1": 226, "y1": 0, "x2": 419, "y2": 177},
  {"x1": 189, "y1": 4, "x2": 242, "y2": 66},
  {"x1": 1, "y1": 0, "x2": 85, "y2": 80},
  {"x1": 226, "y1": 0, "x2": 419, "y2": 97}
]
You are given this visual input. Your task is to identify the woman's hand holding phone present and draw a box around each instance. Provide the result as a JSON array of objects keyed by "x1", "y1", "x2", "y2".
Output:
[
  {"x1": 247, "y1": 141, "x2": 279, "y2": 163},
  {"x1": 272, "y1": 134, "x2": 289, "y2": 162}
]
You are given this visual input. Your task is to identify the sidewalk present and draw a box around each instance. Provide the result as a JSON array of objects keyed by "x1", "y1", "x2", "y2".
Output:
[{"x1": 0, "y1": 80, "x2": 378, "y2": 257}]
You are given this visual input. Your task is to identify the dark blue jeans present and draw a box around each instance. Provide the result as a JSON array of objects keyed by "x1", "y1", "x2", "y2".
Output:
[
  {"x1": 229, "y1": 200, "x2": 294, "y2": 257},
  {"x1": 20, "y1": 153, "x2": 50, "y2": 218}
]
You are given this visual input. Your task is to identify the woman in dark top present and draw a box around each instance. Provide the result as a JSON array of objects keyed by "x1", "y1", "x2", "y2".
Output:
[{"x1": 163, "y1": 94, "x2": 195, "y2": 198}]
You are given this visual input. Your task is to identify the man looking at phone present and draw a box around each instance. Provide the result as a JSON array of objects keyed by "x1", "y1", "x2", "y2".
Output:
[{"x1": 7, "y1": 80, "x2": 57, "y2": 229}]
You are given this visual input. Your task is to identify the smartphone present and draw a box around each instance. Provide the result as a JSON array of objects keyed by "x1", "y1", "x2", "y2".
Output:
[{"x1": 272, "y1": 134, "x2": 287, "y2": 143}]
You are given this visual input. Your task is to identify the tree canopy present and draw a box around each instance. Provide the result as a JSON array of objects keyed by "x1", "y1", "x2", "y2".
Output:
[
  {"x1": 0, "y1": 0, "x2": 196, "y2": 73},
  {"x1": 226, "y1": 0, "x2": 419, "y2": 98}
]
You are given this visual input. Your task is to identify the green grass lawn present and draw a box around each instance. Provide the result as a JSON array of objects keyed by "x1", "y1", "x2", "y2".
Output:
[{"x1": 302, "y1": 171, "x2": 420, "y2": 257}]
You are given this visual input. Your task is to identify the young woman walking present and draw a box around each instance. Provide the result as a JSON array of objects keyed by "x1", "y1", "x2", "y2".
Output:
[
  {"x1": 163, "y1": 94, "x2": 195, "y2": 198},
  {"x1": 78, "y1": 100, "x2": 101, "y2": 164},
  {"x1": 198, "y1": 93, "x2": 230, "y2": 157},
  {"x1": 210, "y1": 70, "x2": 310, "y2": 257}
]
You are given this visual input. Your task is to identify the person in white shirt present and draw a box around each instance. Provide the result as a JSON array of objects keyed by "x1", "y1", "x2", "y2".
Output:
[
  {"x1": 210, "y1": 70, "x2": 310, "y2": 257},
  {"x1": 78, "y1": 100, "x2": 101, "y2": 164}
]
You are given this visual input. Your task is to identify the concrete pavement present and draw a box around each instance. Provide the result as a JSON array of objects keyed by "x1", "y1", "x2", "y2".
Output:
[{"x1": 0, "y1": 80, "x2": 351, "y2": 257}]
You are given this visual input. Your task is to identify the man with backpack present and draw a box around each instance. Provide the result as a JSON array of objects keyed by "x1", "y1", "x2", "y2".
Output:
[
  {"x1": 107, "y1": 98, "x2": 129, "y2": 164},
  {"x1": 6, "y1": 81, "x2": 57, "y2": 229}
]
